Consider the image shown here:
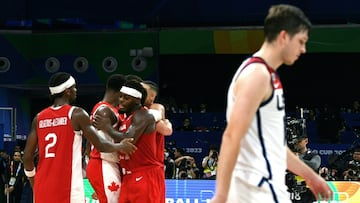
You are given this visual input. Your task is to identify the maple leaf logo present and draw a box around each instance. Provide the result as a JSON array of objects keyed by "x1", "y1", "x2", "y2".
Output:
[{"x1": 107, "y1": 181, "x2": 120, "y2": 192}]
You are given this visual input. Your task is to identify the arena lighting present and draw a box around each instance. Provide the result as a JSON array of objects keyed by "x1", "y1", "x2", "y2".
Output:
[
  {"x1": 102, "y1": 56, "x2": 118, "y2": 73},
  {"x1": 45, "y1": 57, "x2": 60, "y2": 73},
  {"x1": 73, "y1": 57, "x2": 89, "y2": 73},
  {"x1": 129, "y1": 47, "x2": 153, "y2": 72},
  {"x1": 0, "y1": 57, "x2": 10, "y2": 73}
]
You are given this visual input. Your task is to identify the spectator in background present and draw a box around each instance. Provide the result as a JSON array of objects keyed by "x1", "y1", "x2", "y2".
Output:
[
  {"x1": 20, "y1": 150, "x2": 38, "y2": 203},
  {"x1": 0, "y1": 149, "x2": 10, "y2": 202},
  {"x1": 350, "y1": 100, "x2": 360, "y2": 113},
  {"x1": 200, "y1": 103, "x2": 207, "y2": 113},
  {"x1": 174, "y1": 147, "x2": 200, "y2": 179},
  {"x1": 176, "y1": 117, "x2": 195, "y2": 131},
  {"x1": 202, "y1": 145, "x2": 218, "y2": 179},
  {"x1": 168, "y1": 97, "x2": 178, "y2": 113},
  {"x1": 318, "y1": 166, "x2": 338, "y2": 181},
  {"x1": 179, "y1": 103, "x2": 191, "y2": 113},
  {"x1": 4, "y1": 150, "x2": 25, "y2": 203},
  {"x1": 164, "y1": 148, "x2": 175, "y2": 179},
  {"x1": 342, "y1": 147, "x2": 360, "y2": 181},
  {"x1": 308, "y1": 108, "x2": 317, "y2": 121},
  {"x1": 13, "y1": 145, "x2": 22, "y2": 153}
]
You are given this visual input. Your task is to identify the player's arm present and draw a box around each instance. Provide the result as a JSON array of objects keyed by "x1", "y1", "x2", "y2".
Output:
[
  {"x1": 94, "y1": 108, "x2": 156, "y2": 144},
  {"x1": 156, "y1": 119, "x2": 173, "y2": 136},
  {"x1": 92, "y1": 106, "x2": 123, "y2": 141},
  {"x1": 124, "y1": 109, "x2": 156, "y2": 143},
  {"x1": 150, "y1": 103, "x2": 173, "y2": 136},
  {"x1": 23, "y1": 115, "x2": 39, "y2": 188},
  {"x1": 72, "y1": 107, "x2": 137, "y2": 155},
  {"x1": 287, "y1": 148, "x2": 333, "y2": 201}
]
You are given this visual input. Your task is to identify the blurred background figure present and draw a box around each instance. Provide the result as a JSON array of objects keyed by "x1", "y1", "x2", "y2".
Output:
[
  {"x1": 342, "y1": 146, "x2": 360, "y2": 181},
  {"x1": 285, "y1": 117, "x2": 321, "y2": 203},
  {"x1": 201, "y1": 145, "x2": 218, "y2": 179},
  {"x1": 174, "y1": 147, "x2": 200, "y2": 179},
  {"x1": 0, "y1": 149, "x2": 10, "y2": 202},
  {"x1": 175, "y1": 117, "x2": 195, "y2": 131},
  {"x1": 5, "y1": 150, "x2": 25, "y2": 203},
  {"x1": 164, "y1": 148, "x2": 175, "y2": 179},
  {"x1": 199, "y1": 103, "x2": 207, "y2": 113}
]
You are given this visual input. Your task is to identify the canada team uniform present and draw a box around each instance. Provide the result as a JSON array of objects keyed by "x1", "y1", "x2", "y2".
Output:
[
  {"x1": 118, "y1": 108, "x2": 164, "y2": 203},
  {"x1": 226, "y1": 57, "x2": 290, "y2": 203},
  {"x1": 35, "y1": 105, "x2": 85, "y2": 203},
  {"x1": 86, "y1": 101, "x2": 123, "y2": 203},
  {"x1": 146, "y1": 106, "x2": 166, "y2": 203},
  {"x1": 155, "y1": 129, "x2": 166, "y2": 203}
]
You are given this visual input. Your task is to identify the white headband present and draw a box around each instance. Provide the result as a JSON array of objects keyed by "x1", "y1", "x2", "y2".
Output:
[
  {"x1": 120, "y1": 86, "x2": 142, "y2": 99},
  {"x1": 49, "y1": 76, "x2": 76, "y2": 95}
]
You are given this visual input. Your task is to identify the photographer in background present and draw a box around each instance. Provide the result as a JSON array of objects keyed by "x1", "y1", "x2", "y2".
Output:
[
  {"x1": 174, "y1": 147, "x2": 200, "y2": 179},
  {"x1": 285, "y1": 117, "x2": 321, "y2": 203},
  {"x1": 164, "y1": 148, "x2": 175, "y2": 179},
  {"x1": 342, "y1": 146, "x2": 360, "y2": 181},
  {"x1": 202, "y1": 145, "x2": 218, "y2": 179}
]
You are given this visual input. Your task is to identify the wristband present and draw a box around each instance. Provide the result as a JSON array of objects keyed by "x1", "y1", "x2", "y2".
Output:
[
  {"x1": 148, "y1": 109, "x2": 162, "y2": 122},
  {"x1": 24, "y1": 168, "x2": 36, "y2": 177}
]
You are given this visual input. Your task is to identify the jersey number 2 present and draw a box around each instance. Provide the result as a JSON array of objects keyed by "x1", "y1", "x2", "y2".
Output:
[{"x1": 45, "y1": 133, "x2": 57, "y2": 158}]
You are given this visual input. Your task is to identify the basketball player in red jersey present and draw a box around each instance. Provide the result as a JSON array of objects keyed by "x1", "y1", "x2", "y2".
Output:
[
  {"x1": 142, "y1": 80, "x2": 173, "y2": 203},
  {"x1": 86, "y1": 74, "x2": 127, "y2": 203},
  {"x1": 22, "y1": 72, "x2": 137, "y2": 203},
  {"x1": 94, "y1": 80, "x2": 163, "y2": 203}
]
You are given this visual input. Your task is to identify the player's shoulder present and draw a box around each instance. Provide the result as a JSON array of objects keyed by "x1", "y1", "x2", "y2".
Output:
[
  {"x1": 71, "y1": 106, "x2": 90, "y2": 117},
  {"x1": 134, "y1": 108, "x2": 156, "y2": 121},
  {"x1": 95, "y1": 105, "x2": 114, "y2": 116},
  {"x1": 150, "y1": 103, "x2": 165, "y2": 111}
]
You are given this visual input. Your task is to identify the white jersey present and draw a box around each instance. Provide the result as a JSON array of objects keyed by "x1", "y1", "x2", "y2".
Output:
[
  {"x1": 89, "y1": 102, "x2": 121, "y2": 163},
  {"x1": 226, "y1": 57, "x2": 289, "y2": 202}
]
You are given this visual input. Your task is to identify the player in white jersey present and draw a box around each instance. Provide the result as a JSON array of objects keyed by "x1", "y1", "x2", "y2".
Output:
[
  {"x1": 86, "y1": 74, "x2": 127, "y2": 203},
  {"x1": 210, "y1": 4, "x2": 333, "y2": 203}
]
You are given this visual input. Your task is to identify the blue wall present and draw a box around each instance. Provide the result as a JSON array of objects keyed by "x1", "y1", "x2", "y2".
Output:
[{"x1": 2, "y1": 0, "x2": 360, "y2": 29}]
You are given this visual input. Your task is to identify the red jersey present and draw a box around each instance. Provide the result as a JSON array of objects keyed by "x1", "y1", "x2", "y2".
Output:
[
  {"x1": 118, "y1": 108, "x2": 164, "y2": 203},
  {"x1": 35, "y1": 105, "x2": 84, "y2": 203},
  {"x1": 118, "y1": 108, "x2": 161, "y2": 171},
  {"x1": 87, "y1": 101, "x2": 123, "y2": 203},
  {"x1": 156, "y1": 131, "x2": 165, "y2": 165},
  {"x1": 143, "y1": 106, "x2": 165, "y2": 166}
]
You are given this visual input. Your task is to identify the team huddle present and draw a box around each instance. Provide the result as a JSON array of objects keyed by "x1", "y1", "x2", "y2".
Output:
[{"x1": 23, "y1": 72, "x2": 172, "y2": 203}]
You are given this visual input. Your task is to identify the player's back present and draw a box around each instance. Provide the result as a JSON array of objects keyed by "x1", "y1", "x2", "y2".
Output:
[
  {"x1": 35, "y1": 104, "x2": 84, "y2": 203},
  {"x1": 155, "y1": 131, "x2": 165, "y2": 166}
]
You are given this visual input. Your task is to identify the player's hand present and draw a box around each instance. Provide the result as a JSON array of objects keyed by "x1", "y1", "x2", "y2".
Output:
[
  {"x1": 118, "y1": 138, "x2": 137, "y2": 155},
  {"x1": 91, "y1": 192, "x2": 98, "y2": 200},
  {"x1": 209, "y1": 194, "x2": 227, "y2": 203},
  {"x1": 307, "y1": 175, "x2": 333, "y2": 201}
]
